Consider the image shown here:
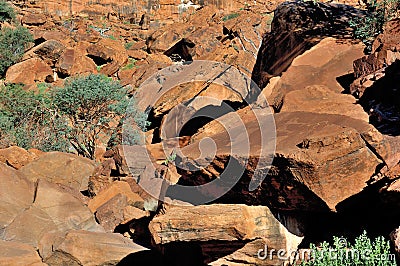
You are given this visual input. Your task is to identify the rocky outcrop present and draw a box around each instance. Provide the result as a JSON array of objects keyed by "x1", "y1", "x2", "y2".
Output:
[
  {"x1": 19, "y1": 151, "x2": 96, "y2": 191},
  {"x1": 56, "y1": 44, "x2": 97, "y2": 77},
  {"x1": 0, "y1": 158, "x2": 150, "y2": 265},
  {"x1": 0, "y1": 240, "x2": 46, "y2": 266},
  {"x1": 22, "y1": 40, "x2": 66, "y2": 67},
  {"x1": 5, "y1": 58, "x2": 53, "y2": 86},
  {"x1": 0, "y1": 146, "x2": 42, "y2": 170},
  {"x1": 252, "y1": 1, "x2": 364, "y2": 89},
  {"x1": 150, "y1": 204, "x2": 303, "y2": 265},
  {"x1": 86, "y1": 38, "x2": 128, "y2": 76},
  {"x1": 350, "y1": 19, "x2": 400, "y2": 137},
  {"x1": 44, "y1": 230, "x2": 148, "y2": 265},
  {"x1": 261, "y1": 37, "x2": 365, "y2": 113}
]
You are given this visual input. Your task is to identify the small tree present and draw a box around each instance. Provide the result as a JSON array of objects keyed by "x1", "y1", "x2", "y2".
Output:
[
  {"x1": 0, "y1": 84, "x2": 69, "y2": 151},
  {"x1": 0, "y1": 0, "x2": 16, "y2": 23},
  {"x1": 53, "y1": 74, "x2": 129, "y2": 159},
  {"x1": 0, "y1": 26, "x2": 33, "y2": 77}
]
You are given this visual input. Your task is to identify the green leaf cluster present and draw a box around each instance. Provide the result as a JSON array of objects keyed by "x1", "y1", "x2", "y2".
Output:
[
  {"x1": 301, "y1": 231, "x2": 396, "y2": 265},
  {"x1": 0, "y1": 74, "x2": 148, "y2": 159},
  {"x1": 350, "y1": 0, "x2": 400, "y2": 52},
  {"x1": 0, "y1": 0, "x2": 15, "y2": 23},
  {"x1": 0, "y1": 26, "x2": 33, "y2": 77}
]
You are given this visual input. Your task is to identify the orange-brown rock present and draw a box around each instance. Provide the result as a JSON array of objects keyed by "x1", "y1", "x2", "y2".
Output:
[
  {"x1": 5, "y1": 58, "x2": 53, "y2": 86},
  {"x1": 0, "y1": 240, "x2": 46, "y2": 266},
  {"x1": 95, "y1": 193, "x2": 149, "y2": 232},
  {"x1": 391, "y1": 226, "x2": 400, "y2": 258},
  {"x1": 149, "y1": 204, "x2": 303, "y2": 265},
  {"x1": 55, "y1": 44, "x2": 97, "y2": 77},
  {"x1": 0, "y1": 146, "x2": 41, "y2": 170},
  {"x1": 1, "y1": 176, "x2": 102, "y2": 249},
  {"x1": 45, "y1": 230, "x2": 148, "y2": 265},
  {"x1": 23, "y1": 40, "x2": 66, "y2": 67},
  {"x1": 22, "y1": 13, "x2": 46, "y2": 26},
  {"x1": 88, "y1": 180, "x2": 144, "y2": 212},
  {"x1": 184, "y1": 110, "x2": 382, "y2": 211},
  {"x1": 19, "y1": 151, "x2": 96, "y2": 191},
  {"x1": 252, "y1": 1, "x2": 364, "y2": 88},
  {"x1": 349, "y1": 19, "x2": 400, "y2": 140},
  {"x1": 86, "y1": 38, "x2": 128, "y2": 76},
  {"x1": 0, "y1": 163, "x2": 35, "y2": 231}
]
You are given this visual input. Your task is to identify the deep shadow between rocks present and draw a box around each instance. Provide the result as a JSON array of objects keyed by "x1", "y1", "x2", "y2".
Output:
[{"x1": 357, "y1": 60, "x2": 400, "y2": 136}]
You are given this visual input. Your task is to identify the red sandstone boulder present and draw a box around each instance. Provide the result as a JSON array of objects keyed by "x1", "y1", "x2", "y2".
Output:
[{"x1": 5, "y1": 58, "x2": 53, "y2": 86}]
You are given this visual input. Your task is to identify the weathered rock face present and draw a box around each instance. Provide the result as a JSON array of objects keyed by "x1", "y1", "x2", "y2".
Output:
[
  {"x1": 1, "y1": 179, "x2": 102, "y2": 248},
  {"x1": 0, "y1": 163, "x2": 35, "y2": 231},
  {"x1": 261, "y1": 37, "x2": 366, "y2": 114},
  {"x1": 55, "y1": 44, "x2": 97, "y2": 77},
  {"x1": 252, "y1": 1, "x2": 364, "y2": 89},
  {"x1": 22, "y1": 40, "x2": 66, "y2": 67},
  {"x1": 350, "y1": 19, "x2": 400, "y2": 137},
  {"x1": 0, "y1": 240, "x2": 46, "y2": 266},
  {"x1": 0, "y1": 156, "x2": 149, "y2": 265},
  {"x1": 86, "y1": 38, "x2": 128, "y2": 76},
  {"x1": 5, "y1": 58, "x2": 53, "y2": 87},
  {"x1": 149, "y1": 204, "x2": 303, "y2": 265},
  {"x1": 0, "y1": 146, "x2": 42, "y2": 170},
  {"x1": 390, "y1": 226, "x2": 400, "y2": 258},
  {"x1": 45, "y1": 230, "x2": 148, "y2": 266},
  {"x1": 179, "y1": 109, "x2": 382, "y2": 211},
  {"x1": 19, "y1": 151, "x2": 96, "y2": 191}
]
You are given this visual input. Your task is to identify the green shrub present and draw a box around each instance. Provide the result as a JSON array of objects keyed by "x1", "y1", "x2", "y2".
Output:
[
  {"x1": 301, "y1": 231, "x2": 396, "y2": 265},
  {"x1": 124, "y1": 41, "x2": 135, "y2": 50},
  {"x1": 121, "y1": 58, "x2": 137, "y2": 70},
  {"x1": 0, "y1": 75, "x2": 148, "y2": 158},
  {"x1": 52, "y1": 74, "x2": 130, "y2": 159},
  {"x1": 350, "y1": 0, "x2": 399, "y2": 52},
  {"x1": 0, "y1": 84, "x2": 69, "y2": 151},
  {"x1": 0, "y1": 0, "x2": 16, "y2": 23},
  {"x1": 222, "y1": 13, "x2": 240, "y2": 21},
  {"x1": 0, "y1": 26, "x2": 33, "y2": 77}
]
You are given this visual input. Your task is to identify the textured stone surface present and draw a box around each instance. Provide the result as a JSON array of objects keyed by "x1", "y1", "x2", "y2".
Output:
[
  {"x1": 19, "y1": 151, "x2": 96, "y2": 191},
  {"x1": 149, "y1": 204, "x2": 303, "y2": 248},
  {"x1": 0, "y1": 240, "x2": 46, "y2": 266},
  {"x1": 45, "y1": 230, "x2": 148, "y2": 266}
]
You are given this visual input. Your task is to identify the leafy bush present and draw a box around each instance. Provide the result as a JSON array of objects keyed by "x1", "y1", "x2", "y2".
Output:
[
  {"x1": 121, "y1": 58, "x2": 137, "y2": 70},
  {"x1": 124, "y1": 41, "x2": 135, "y2": 50},
  {"x1": 0, "y1": 75, "x2": 148, "y2": 158},
  {"x1": 301, "y1": 231, "x2": 396, "y2": 265},
  {"x1": 350, "y1": 0, "x2": 399, "y2": 52},
  {"x1": 52, "y1": 74, "x2": 130, "y2": 159},
  {"x1": 0, "y1": 0, "x2": 16, "y2": 23},
  {"x1": 222, "y1": 13, "x2": 240, "y2": 21},
  {"x1": 0, "y1": 84, "x2": 69, "y2": 151},
  {"x1": 0, "y1": 26, "x2": 34, "y2": 77}
]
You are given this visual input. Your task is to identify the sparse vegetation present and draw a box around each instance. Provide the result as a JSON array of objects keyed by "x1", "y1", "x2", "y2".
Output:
[
  {"x1": 0, "y1": 0, "x2": 16, "y2": 23},
  {"x1": 163, "y1": 151, "x2": 177, "y2": 165},
  {"x1": 0, "y1": 26, "x2": 33, "y2": 77},
  {"x1": 0, "y1": 74, "x2": 149, "y2": 159},
  {"x1": 350, "y1": 0, "x2": 400, "y2": 52},
  {"x1": 124, "y1": 41, "x2": 135, "y2": 50},
  {"x1": 0, "y1": 84, "x2": 69, "y2": 152},
  {"x1": 121, "y1": 58, "x2": 137, "y2": 70},
  {"x1": 52, "y1": 74, "x2": 129, "y2": 159},
  {"x1": 222, "y1": 13, "x2": 240, "y2": 21},
  {"x1": 300, "y1": 231, "x2": 396, "y2": 265}
]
